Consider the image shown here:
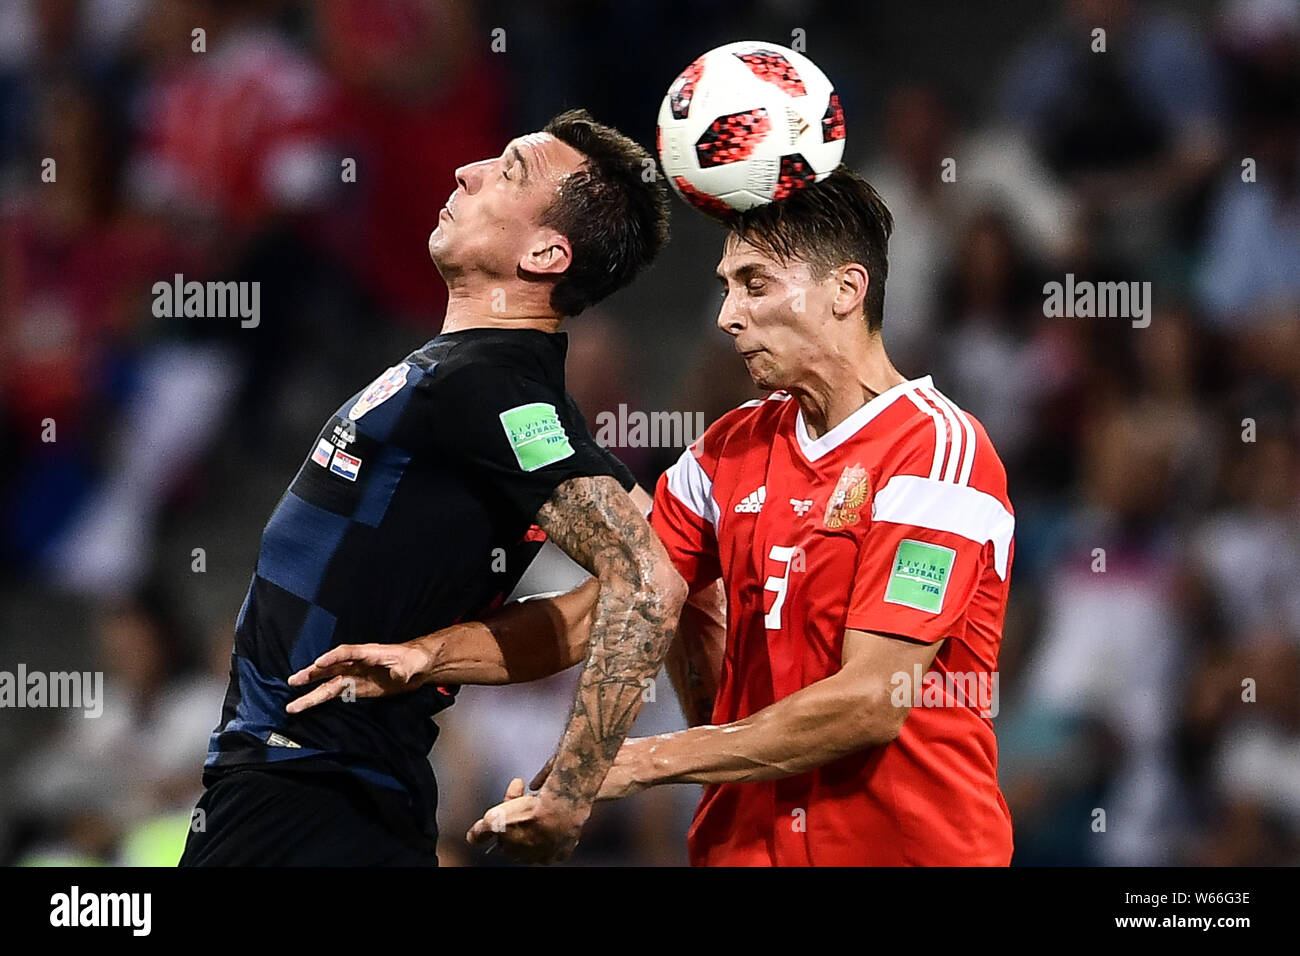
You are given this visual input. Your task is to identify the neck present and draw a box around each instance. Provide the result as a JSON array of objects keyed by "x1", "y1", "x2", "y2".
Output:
[
  {"x1": 439, "y1": 283, "x2": 563, "y2": 335},
  {"x1": 789, "y1": 334, "x2": 907, "y2": 439}
]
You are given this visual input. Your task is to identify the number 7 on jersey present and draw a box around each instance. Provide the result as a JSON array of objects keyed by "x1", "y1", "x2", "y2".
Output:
[{"x1": 764, "y1": 545, "x2": 801, "y2": 629}]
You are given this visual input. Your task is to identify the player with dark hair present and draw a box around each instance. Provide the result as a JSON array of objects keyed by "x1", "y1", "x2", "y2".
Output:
[
  {"x1": 179, "y1": 109, "x2": 685, "y2": 867},
  {"x1": 586, "y1": 165, "x2": 1016, "y2": 865}
]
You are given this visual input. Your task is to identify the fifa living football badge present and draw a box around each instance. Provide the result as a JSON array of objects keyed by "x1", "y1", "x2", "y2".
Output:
[
  {"x1": 348, "y1": 362, "x2": 411, "y2": 421},
  {"x1": 824, "y1": 464, "x2": 869, "y2": 529}
]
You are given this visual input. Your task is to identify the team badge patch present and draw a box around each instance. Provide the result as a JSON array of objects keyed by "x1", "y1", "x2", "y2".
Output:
[
  {"x1": 824, "y1": 463, "x2": 869, "y2": 529},
  {"x1": 330, "y1": 448, "x2": 362, "y2": 481},
  {"x1": 311, "y1": 438, "x2": 334, "y2": 467},
  {"x1": 347, "y1": 362, "x2": 411, "y2": 421},
  {"x1": 884, "y1": 539, "x2": 955, "y2": 613},
  {"x1": 499, "y1": 402, "x2": 575, "y2": 472}
]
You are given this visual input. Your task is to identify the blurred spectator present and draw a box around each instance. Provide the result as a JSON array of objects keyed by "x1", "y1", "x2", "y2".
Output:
[
  {"x1": 126, "y1": 0, "x2": 342, "y2": 236},
  {"x1": 0, "y1": 77, "x2": 195, "y2": 576},
  {"x1": 1010, "y1": 402, "x2": 1192, "y2": 864},
  {"x1": 864, "y1": 87, "x2": 1079, "y2": 369},
  {"x1": 1196, "y1": 0, "x2": 1300, "y2": 330},
  {"x1": 1194, "y1": 0, "x2": 1300, "y2": 331},
  {"x1": 933, "y1": 209, "x2": 1057, "y2": 470},
  {"x1": 999, "y1": 0, "x2": 1226, "y2": 265},
  {"x1": 12, "y1": 584, "x2": 225, "y2": 865},
  {"x1": 563, "y1": 310, "x2": 660, "y2": 482},
  {"x1": 862, "y1": 85, "x2": 957, "y2": 368},
  {"x1": 33, "y1": 0, "x2": 358, "y2": 595}
]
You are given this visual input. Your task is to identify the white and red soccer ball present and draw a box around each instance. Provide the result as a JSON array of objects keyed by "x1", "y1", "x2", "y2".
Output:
[{"x1": 656, "y1": 40, "x2": 846, "y2": 217}]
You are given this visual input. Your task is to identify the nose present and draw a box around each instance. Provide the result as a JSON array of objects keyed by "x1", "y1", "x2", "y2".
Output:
[
  {"x1": 717, "y1": 289, "x2": 746, "y2": 337},
  {"x1": 454, "y1": 159, "x2": 487, "y2": 194}
]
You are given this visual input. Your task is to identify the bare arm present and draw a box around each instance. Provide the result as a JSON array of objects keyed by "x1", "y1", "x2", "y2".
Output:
[
  {"x1": 421, "y1": 578, "x2": 596, "y2": 684},
  {"x1": 664, "y1": 579, "x2": 726, "y2": 727},
  {"x1": 601, "y1": 628, "x2": 943, "y2": 794},
  {"x1": 284, "y1": 579, "x2": 598, "y2": 712}
]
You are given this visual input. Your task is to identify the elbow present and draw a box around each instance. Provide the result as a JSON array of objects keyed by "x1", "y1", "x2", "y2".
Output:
[
  {"x1": 868, "y1": 700, "x2": 910, "y2": 746},
  {"x1": 611, "y1": 549, "x2": 686, "y2": 621},
  {"x1": 591, "y1": 542, "x2": 687, "y2": 629},
  {"x1": 650, "y1": 560, "x2": 688, "y2": 619},
  {"x1": 851, "y1": 689, "x2": 911, "y2": 749},
  {"x1": 785, "y1": 689, "x2": 906, "y2": 761}
]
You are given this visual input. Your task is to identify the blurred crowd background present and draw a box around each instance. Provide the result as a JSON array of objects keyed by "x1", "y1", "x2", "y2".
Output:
[{"x1": 1, "y1": 0, "x2": 1297, "y2": 866}]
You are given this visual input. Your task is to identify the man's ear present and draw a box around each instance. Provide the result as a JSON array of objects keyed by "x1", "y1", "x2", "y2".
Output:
[
  {"x1": 520, "y1": 232, "x2": 573, "y2": 278},
  {"x1": 831, "y1": 263, "x2": 869, "y2": 319}
]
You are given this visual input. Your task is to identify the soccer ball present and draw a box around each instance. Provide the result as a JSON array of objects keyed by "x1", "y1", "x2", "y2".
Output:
[{"x1": 656, "y1": 40, "x2": 846, "y2": 217}]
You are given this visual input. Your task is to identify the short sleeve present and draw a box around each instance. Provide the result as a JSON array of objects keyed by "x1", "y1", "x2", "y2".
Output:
[
  {"x1": 650, "y1": 446, "x2": 722, "y2": 594},
  {"x1": 845, "y1": 515, "x2": 989, "y2": 643},
  {"x1": 563, "y1": 393, "x2": 637, "y2": 493},
  {"x1": 844, "y1": 465, "x2": 1014, "y2": 643},
  {"x1": 428, "y1": 363, "x2": 629, "y2": 525},
  {"x1": 846, "y1": 392, "x2": 1016, "y2": 643}
]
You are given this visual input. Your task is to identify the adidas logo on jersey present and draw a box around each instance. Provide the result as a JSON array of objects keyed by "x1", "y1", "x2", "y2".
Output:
[
  {"x1": 790, "y1": 498, "x2": 813, "y2": 516},
  {"x1": 734, "y1": 485, "x2": 766, "y2": 513}
]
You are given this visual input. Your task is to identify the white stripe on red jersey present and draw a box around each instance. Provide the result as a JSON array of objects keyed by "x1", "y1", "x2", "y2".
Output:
[
  {"x1": 872, "y1": 474, "x2": 1015, "y2": 579},
  {"x1": 664, "y1": 445, "x2": 721, "y2": 533}
]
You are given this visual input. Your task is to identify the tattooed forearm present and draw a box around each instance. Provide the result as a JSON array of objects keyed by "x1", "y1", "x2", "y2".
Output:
[{"x1": 534, "y1": 476, "x2": 687, "y2": 813}]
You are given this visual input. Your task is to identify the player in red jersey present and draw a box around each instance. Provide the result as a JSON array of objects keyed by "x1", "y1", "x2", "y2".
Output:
[
  {"x1": 296, "y1": 167, "x2": 1015, "y2": 865},
  {"x1": 563, "y1": 167, "x2": 1016, "y2": 866}
]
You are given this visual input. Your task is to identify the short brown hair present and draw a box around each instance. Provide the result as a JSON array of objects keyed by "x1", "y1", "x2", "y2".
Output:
[
  {"x1": 541, "y1": 109, "x2": 671, "y2": 316},
  {"x1": 730, "y1": 166, "x2": 894, "y2": 331}
]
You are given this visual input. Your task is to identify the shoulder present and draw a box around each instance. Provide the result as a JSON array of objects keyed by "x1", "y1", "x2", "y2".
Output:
[
  {"x1": 871, "y1": 382, "x2": 1015, "y2": 579},
  {"x1": 654, "y1": 392, "x2": 790, "y2": 528},
  {"x1": 413, "y1": 349, "x2": 566, "y2": 420},
  {"x1": 877, "y1": 380, "x2": 1009, "y2": 504},
  {"x1": 689, "y1": 392, "x2": 794, "y2": 470}
]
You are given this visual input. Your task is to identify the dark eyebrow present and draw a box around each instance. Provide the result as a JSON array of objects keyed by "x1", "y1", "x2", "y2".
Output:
[
  {"x1": 510, "y1": 145, "x2": 529, "y2": 181},
  {"x1": 718, "y1": 263, "x2": 769, "y2": 283}
]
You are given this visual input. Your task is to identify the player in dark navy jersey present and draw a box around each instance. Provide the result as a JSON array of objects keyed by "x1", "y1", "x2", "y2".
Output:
[{"x1": 180, "y1": 110, "x2": 685, "y2": 866}]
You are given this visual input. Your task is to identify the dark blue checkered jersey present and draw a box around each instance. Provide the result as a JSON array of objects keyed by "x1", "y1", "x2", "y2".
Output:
[{"x1": 205, "y1": 328, "x2": 634, "y2": 837}]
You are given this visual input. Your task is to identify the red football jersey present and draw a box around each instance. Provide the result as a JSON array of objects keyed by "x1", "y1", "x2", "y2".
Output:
[{"x1": 652, "y1": 375, "x2": 1015, "y2": 866}]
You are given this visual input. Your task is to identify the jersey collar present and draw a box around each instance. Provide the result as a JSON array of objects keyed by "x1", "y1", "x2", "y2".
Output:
[{"x1": 793, "y1": 375, "x2": 933, "y2": 463}]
